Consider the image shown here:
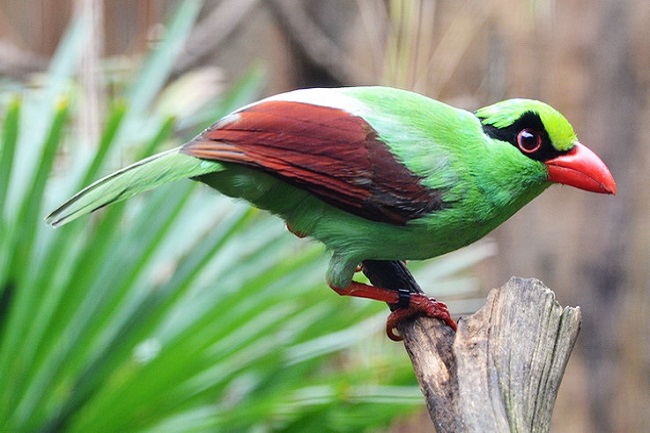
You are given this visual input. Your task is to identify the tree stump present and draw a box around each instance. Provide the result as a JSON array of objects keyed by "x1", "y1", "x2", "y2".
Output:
[{"x1": 362, "y1": 261, "x2": 581, "y2": 433}]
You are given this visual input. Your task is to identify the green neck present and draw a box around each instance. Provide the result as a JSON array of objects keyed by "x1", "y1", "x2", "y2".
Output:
[{"x1": 474, "y1": 140, "x2": 551, "y2": 221}]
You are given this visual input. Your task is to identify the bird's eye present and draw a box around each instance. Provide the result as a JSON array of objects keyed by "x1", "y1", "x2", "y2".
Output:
[{"x1": 516, "y1": 129, "x2": 542, "y2": 153}]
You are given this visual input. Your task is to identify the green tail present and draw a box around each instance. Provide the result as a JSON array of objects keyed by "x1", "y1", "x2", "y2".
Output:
[{"x1": 45, "y1": 148, "x2": 223, "y2": 227}]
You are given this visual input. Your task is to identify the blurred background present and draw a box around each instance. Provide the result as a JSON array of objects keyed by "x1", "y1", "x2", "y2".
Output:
[{"x1": 0, "y1": 0, "x2": 647, "y2": 432}]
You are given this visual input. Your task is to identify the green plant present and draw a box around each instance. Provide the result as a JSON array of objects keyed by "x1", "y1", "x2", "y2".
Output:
[{"x1": 0, "y1": 2, "x2": 491, "y2": 432}]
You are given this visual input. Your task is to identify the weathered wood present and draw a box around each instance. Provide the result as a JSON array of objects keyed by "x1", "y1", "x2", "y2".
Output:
[{"x1": 362, "y1": 261, "x2": 581, "y2": 433}]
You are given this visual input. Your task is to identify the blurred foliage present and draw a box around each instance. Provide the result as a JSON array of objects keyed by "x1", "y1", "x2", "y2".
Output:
[{"x1": 0, "y1": 1, "x2": 489, "y2": 432}]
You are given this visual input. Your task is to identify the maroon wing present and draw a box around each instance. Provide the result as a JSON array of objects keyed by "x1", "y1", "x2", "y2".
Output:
[{"x1": 180, "y1": 100, "x2": 443, "y2": 225}]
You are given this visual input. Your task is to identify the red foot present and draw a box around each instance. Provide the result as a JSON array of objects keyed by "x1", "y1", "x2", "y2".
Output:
[
  {"x1": 385, "y1": 295, "x2": 456, "y2": 341},
  {"x1": 329, "y1": 282, "x2": 456, "y2": 341}
]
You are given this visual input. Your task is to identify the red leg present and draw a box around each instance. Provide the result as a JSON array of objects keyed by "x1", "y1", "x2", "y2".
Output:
[
  {"x1": 330, "y1": 281, "x2": 402, "y2": 303},
  {"x1": 329, "y1": 281, "x2": 456, "y2": 341}
]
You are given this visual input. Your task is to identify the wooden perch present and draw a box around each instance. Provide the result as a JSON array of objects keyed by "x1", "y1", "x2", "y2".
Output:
[{"x1": 362, "y1": 261, "x2": 581, "y2": 433}]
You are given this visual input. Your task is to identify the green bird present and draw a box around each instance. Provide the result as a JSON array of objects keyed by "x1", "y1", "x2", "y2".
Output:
[{"x1": 46, "y1": 86, "x2": 616, "y2": 340}]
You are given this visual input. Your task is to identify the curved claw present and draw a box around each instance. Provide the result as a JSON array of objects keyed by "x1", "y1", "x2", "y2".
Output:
[{"x1": 386, "y1": 294, "x2": 457, "y2": 341}]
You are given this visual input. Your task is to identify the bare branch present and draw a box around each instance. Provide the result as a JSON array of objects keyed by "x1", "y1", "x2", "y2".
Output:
[
  {"x1": 172, "y1": 0, "x2": 261, "y2": 76},
  {"x1": 362, "y1": 262, "x2": 581, "y2": 433},
  {"x1": 0, "y1": 40, "x2": 47, "y2": 78},
  {"x1": 268, "y1": 0, "x2": 362, "y2": 84}
]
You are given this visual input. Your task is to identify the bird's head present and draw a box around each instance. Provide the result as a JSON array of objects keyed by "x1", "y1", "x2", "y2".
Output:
[{"x1": 476, "y1": 99, "x2": 616, "y2": 195}]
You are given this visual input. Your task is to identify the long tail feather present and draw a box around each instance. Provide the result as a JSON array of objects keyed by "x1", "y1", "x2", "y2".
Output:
[{"x1": 45, "y1": 147, "x2": 223, "y2": 227}]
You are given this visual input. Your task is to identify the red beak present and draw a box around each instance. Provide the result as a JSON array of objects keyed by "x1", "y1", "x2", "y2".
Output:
[{"x1": 545, "y1": 142, "x2": 616, "y2": 195}]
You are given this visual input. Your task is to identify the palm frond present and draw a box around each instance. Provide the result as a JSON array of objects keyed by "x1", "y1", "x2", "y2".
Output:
[{"x1": 0, "y1": 2, "x2": 490, "y2": 432}]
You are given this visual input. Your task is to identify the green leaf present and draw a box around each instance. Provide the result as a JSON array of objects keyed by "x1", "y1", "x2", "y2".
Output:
[{"x1": 0, "y1": 3, "x2": 487, "y2": 432}]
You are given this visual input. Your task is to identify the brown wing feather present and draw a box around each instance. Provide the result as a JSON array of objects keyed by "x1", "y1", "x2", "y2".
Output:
[{"x1": 181, "y1": 100, "x2": 443, "y2": 225}]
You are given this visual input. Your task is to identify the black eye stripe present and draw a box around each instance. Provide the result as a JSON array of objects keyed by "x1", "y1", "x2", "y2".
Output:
[{"x1": 479, "y1": 111, "x2": 565, "y2": 162}]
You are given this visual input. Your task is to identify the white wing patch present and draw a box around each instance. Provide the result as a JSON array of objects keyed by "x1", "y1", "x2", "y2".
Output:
[{"x1": 232, "y1": 88, "x2": 370, "y2": 117}]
